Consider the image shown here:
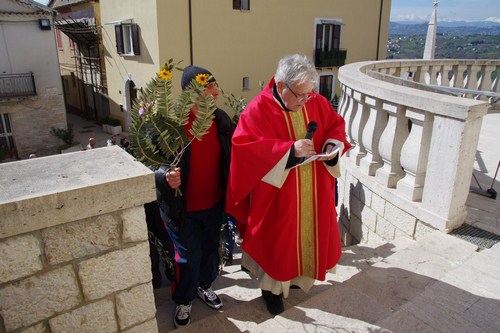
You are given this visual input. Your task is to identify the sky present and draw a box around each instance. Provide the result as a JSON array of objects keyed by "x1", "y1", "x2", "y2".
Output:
[
  {"x1": 32, "y1": 0, "x2": 500, "y2": 23},
  {"x1": 390, "y1": 0, "x2": 500, "y2": 22}
]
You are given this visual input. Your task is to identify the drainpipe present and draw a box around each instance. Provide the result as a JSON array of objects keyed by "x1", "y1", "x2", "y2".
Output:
[
  {"x1": 189, "y1": 0, "x2": 193, "y2": 65},
  {"x1": 376, "y1": 0, "x2": 384, "y2": 60}
]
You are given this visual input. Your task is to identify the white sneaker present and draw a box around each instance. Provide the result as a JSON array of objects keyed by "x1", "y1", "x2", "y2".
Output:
[
  {"x1": 174, "y1": 303, "x2": 192, "y2": 328},
  {"x1": 197, "y1": 287, "x2": 223, "y2": 309}
]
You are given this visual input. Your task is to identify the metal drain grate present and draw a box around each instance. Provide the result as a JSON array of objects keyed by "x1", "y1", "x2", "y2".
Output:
[{"x1": 450, "y1": 224, "x2": 500, "y2": 250}]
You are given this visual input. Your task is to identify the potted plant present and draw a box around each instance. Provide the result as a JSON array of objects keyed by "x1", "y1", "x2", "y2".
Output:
[
  {"x1": 102, "y1": 117, "x2": 122, "y2": 135},
  {"x1": 331, "y1": 94, "x2": 339, "y2": 109}
]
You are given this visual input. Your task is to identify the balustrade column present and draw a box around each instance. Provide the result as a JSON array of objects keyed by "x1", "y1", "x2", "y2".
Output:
[
  {"x1": 463, "y1": 64, "x2": 481, "y2": 98},
  {"x1": 437, "y1": 64, "x2": 453, "y2": 87},
  {"x1": 410, "y1": 65, "x2": 422, "y2": 82},
  {"x1": 492, "y1": 64, "x2": 500, "y2": 93},
  {"x1": 376, "y1": 102, "x2": 408, "y2": 188},
  {"x1": 338, "y1": 85, "x2": 351, "y2": 120},
  {"x1": 349, "y1": 91, "x2": 368, "y2": 165},
  {"x1": 396, "y1": 108, "x2": 432, "y2": 201},
  {"x1": 424, "y1": 65, "x2": 438, "y2": 85},
  {"x1": 359, "y1": 96, "x2": 385, "y2": 175},
  {"x1": 450, "y1": 64, "x2": 463, "y2": 89}
]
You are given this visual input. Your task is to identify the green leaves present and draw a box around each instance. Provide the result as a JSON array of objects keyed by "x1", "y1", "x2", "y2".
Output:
[{"x1": 129, "y1": 60, "x2": 216, "y2": 169}]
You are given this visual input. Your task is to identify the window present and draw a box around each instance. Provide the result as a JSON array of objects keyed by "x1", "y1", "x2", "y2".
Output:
[
  {"x1": 38, "y1": 18, "x2": 51, "y2": 30},
  {"x1": 314, "y1": 19, "x2": 346, "y2": 67},
  {"x1": 319, "y1": 74, "x2": 334, "y2": 103},
  {"x1": 316, "y1": 21, "x2": 341, "y2": 52},
  {"x1": 115, "y1": 24, "x2": 140, "y2": 56},
  {"x1": 0, "y1": 114, "x2": 16, "y2": 159},
  {"x1": 233, "y1": 0, "x2": 250, "y2": 11},
  {"x1": 242, "y1": 77, "x2": 250, "y2": 90},
  {"x1": 69, "y1": 38, "x2": 75, "y2": 50},
  {"x1": 56, "y1": 28, "x2": 63, "y2": 49}
]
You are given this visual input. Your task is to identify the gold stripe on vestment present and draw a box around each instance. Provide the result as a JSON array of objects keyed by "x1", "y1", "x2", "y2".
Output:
[{"x1": 287, "y1": 107, "x2": 316, "y2": 278}]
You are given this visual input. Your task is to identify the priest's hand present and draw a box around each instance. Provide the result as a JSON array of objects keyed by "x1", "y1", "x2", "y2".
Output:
[
  {"x1": 318, "y1": 143, "x2": 339, "y2": 161},
  {"x1": 166, "y1": 167, "x2": 181, "y2": 189},
  {"x1": 294, "y1": 139, "x2": 316, "y2": 158}
]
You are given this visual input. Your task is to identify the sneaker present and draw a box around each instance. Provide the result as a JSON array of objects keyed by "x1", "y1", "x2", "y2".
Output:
[
  {"x1": 197, "y1": 287, "x2": 223, "y2": 309},
  {"x1": 174, "y1": 303, "x2": 191, "y2": 328}
]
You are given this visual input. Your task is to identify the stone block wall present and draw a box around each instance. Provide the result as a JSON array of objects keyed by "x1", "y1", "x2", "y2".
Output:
[
  {"x1": 0, "y1": 147, "x2": 158, "y2": 332},
  {"x1": 337, "y1": 158, "x2": 437, "y2": 246},
  {"x1": 0, "y1": 94, "x2": 67, "y2": 158}
]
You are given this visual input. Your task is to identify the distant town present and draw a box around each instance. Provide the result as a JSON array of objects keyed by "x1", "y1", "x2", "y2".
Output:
[{"x1": 387, "y1": 21, "x2": 500, "y2": 59}]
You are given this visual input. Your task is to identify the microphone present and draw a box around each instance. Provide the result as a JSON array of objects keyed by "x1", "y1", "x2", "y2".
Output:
[
  {"x1": 298, "y1": 121, "x2": 317, "y2": 163},
  {"x1": 305, "y1": 121, "x2": 317, "y2": 140}
]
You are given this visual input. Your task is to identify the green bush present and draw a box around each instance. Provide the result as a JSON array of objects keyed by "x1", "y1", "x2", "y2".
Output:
[{"x1": 50, "y1": 124, "x2": 75, "y2": 145}]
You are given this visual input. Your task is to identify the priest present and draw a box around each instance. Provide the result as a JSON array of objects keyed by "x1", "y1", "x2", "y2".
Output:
[{"x1": 226, "y1": 54, "x2": 352, "y2": 315}]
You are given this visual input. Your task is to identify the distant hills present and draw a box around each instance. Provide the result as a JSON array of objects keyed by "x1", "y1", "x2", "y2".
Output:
[
  {"x1": 390, "y1": 21, "x2": 500, "y2": 36},
  {"x1": 387, "y1": 21, "x2": 500, "y2": 59}
]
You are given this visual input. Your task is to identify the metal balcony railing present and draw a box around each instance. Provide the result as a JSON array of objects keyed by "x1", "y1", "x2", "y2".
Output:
[
  {"x1": 0, "y1": 72, "x2": 37, "y2": 99},
  {"x1": 314, "y1": 49, "x2": 347, "y2": 68}
]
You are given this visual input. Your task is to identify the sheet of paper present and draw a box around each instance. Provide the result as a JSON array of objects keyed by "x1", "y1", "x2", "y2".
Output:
[{"x1": 294, "y1": 144, "x2": 340, "y2": 167}]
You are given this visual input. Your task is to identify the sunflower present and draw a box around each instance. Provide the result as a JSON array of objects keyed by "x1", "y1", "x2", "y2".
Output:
[
  {"x1": 195, "y1": 73, "x2": 209, "y2": 86},
  {"x1": 157, "y1": 68, "x2": 173, "y2": 80}
]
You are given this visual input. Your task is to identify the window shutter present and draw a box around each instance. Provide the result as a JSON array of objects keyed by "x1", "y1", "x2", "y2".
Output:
[
  {"x1": 233, "y1": 0, "x2": 241, "y2": 10},
  {"x1": 114, "y1": 25, "x2": 124, "y2": 54},
  {"x1": 131, "y1": 24, "x2": 141, "y2": 55}
]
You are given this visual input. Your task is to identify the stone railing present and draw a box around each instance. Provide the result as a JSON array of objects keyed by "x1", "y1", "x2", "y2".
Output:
[
  {"x1": 0, "y1": 147, "x2": 158, "y2": 333},
  {"x1": 337, "y1": 59, "x2": 495, "y2": 245}
]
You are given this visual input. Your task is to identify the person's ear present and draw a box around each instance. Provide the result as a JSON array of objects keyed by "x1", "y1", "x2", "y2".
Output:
[{"x1": 276, "y1": 81, "x2": 285, "y2": 94}]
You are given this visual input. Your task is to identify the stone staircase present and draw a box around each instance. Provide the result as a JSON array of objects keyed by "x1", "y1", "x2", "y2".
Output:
[{"x1": 153, "y1": 231, "x2": 500, "y2": 332}]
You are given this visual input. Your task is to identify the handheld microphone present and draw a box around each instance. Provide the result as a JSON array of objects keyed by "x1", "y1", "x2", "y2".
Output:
[
  {"x1": 298, "y1": 121, "x2": 317, "y2": 163},
  {"x1": 305, "y1": 121, "x2": 317, "y2": 140}
]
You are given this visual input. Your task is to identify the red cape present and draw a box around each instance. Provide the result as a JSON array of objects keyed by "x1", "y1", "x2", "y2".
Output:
[{"x1": 226, "y1": 79, "x2": 351, "y2": 281}]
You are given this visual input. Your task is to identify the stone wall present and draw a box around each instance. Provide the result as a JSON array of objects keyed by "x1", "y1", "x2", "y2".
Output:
[
  {"x1": 0, "y1": 94, "x2": 67, "y2": 158},
  {"x1": 338, "y1": 157, "x2": 437, "y2": 246},
  {"x1": 0, "y1": 146, "x2": 158, "y2": 332}
]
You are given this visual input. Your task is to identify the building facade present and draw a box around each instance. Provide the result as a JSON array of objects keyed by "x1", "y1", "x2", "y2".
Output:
[
  {"x1": 100, "y1": 0, "x2": 391, "y2": 130},
  {"x1": 0, "y1": 0, "x2": 66, "y2": 160},
  {"x1": 50, "y1": 0, "x2": 109, "y2": 123}
]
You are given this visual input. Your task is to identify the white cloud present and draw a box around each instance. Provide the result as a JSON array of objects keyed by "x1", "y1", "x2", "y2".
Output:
[{"x1": 485, "y1": 17, "x2": 500, "y2": 23}]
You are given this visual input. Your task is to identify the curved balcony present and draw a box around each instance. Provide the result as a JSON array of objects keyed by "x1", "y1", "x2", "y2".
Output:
[{"x1": 337, "y1": 59, "x2": 498, "y2": 244}]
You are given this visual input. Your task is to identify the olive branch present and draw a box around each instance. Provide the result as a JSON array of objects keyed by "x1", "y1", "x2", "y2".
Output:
[{"x1": 129, "y1": 59, "x2": 216, "y2": 195}]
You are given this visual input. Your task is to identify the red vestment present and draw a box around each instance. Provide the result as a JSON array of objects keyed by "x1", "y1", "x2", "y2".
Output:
[{"x1": 226, "y1": 79, "x2": 351, "y2": 281}]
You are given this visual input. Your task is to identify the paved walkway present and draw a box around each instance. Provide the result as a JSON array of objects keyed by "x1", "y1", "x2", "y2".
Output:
[
  {"x1": 154, "y1": 232, "x2": 500, "y2": 332},
  {"x1": 66, "y1": 113, "x2": 129, "y2": 150}
]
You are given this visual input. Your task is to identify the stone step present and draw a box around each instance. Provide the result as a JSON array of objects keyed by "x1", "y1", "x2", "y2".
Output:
[{"x1": 154, "y1": 231, "x2": 491, "y2": 332}]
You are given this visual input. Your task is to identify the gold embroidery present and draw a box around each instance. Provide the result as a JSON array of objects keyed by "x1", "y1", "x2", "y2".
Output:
[{"x1": 288, "y1": 107, "x2": 316, "y2": 277}]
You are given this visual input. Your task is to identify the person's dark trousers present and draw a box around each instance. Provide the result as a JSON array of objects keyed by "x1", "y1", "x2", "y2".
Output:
[
  {"x1": 167, "y1": 202, "x2": 224, "y2": 305},
  {"x1": 144, "y1": 201, "x2": 176, "y2": 288}
]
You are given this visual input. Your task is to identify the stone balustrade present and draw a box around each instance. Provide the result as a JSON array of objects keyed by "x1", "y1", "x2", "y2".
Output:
[
  {"x1": 337, "y1": 59, "x2": 495, "y2": 245},
  {"x1": 0, "y1": 146, "x2": 158, "y2": 333}
]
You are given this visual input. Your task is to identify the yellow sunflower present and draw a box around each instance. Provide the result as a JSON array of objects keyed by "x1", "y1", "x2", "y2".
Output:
[
  {"x1": 195, "y1": 73, "x2": 209, "y2": 86},
  {"x1": 157, "y1": 69, "x2": 173, "y2": 80}
]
